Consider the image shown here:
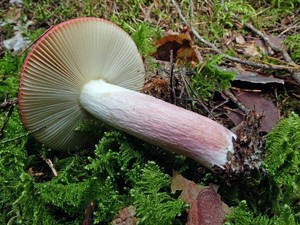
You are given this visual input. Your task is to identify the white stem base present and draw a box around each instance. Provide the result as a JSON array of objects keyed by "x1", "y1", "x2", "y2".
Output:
[{"x1": 80, "y1": 79, "x2": 235, "y2": 169}]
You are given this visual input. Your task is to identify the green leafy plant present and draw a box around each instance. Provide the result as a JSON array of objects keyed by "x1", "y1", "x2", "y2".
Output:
[
  {"x1": 207, "y1": 0, "x2": 256, "y2": 38},
  {"x1": 191, "y1": 55, "x2": 235, "y2": 101},
  {"x1": 225, "y1": 200, "x2": 297, "y2": 225},
  {"x1": 269, "y1": 0, "x2": 300, "y2": 14},
  {"x1": 88, "y1": 131, "x2": 187, "y2": 224},
  {"x1": 284, "y1": 34, "x2": 300, "y2": 63},
  {"x1": 1, "y1": 130, "x2": 186, "y2": 224},
  {"x1": 0, "y1": 52, "x2": 23, "y2": 99},
  {"x1": 130, "y1": 161, "x2": 187, "y2": 225},
  {"x1": 263, "y1": 112, "x2": 300, "y2": 213},
  {"x1": 131, "y1": 23, "x2": 161, "y2": 57}
]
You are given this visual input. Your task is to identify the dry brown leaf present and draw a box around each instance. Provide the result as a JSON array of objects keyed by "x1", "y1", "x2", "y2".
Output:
[
  {"x1": 187, "y1": 187, "x2": 230, "y2": 225},
  {"x1": 5, "y1": 7, "x2": 22, "y2": 22},
  {"x1": 228, "y1": 90, "x2": 280, "y2": 132},
  {"x1": 220, "y1": 66, "x2": 285, "y2": 84},
  {"x1": 243, "y1": 41, "x2": 261, "y2": 57},
  {"x1": 255, "y1": 39, "x2": 274, "y2": 55},
  {"x1": 171, "y1": 172, "x2": 206, "y2": 204},
  {"x1": 153, "y1": 29, "x2": 202, "y2": 64},
  {"x1": 235, "y1": 34, "x2": 246, "y2": 45},
  {"x1": 142, "y1": 77, "x2": 169, "y2": 100},
  {"x1": 112, "y1": 206, "x2": 138, "y2": 225},
  {"x1": 171, "y1": 173, "x2": 230, "y2": 225}
]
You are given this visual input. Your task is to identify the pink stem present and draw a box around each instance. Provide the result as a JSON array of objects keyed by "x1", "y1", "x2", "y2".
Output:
[{"x1": 80, "y1": 80, "x2": 235, "y2": 169}]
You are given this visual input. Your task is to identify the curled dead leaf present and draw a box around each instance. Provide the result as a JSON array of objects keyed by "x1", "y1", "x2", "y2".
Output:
[
  {"x1": 112, "y1": 206, "x2": 138, "y2": 225},
  {"x1": 153, "y1": 29, "x2": 202, "y2": 65}
]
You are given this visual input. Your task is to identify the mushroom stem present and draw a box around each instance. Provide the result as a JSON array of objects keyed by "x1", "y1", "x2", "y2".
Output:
[{"x1": 80, "y1": 79, "x2": 235, "y2": 169}]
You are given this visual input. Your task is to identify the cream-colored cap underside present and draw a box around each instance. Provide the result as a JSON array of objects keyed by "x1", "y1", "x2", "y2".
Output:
[{"x1": 19, "y1": 18, "x2": 145, "y2": 150}]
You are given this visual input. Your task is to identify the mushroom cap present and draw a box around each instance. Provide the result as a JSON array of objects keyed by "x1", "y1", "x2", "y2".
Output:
[{"x1": 18, "y1": 17, "x2": 145, "y2": 150}]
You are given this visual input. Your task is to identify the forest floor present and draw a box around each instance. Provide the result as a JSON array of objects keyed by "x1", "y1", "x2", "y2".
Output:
[{"x1": 0, "y1": 0, "x2": 300, "y2": 224}]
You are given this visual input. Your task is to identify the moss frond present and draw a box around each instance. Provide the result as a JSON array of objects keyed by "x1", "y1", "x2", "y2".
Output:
[
  {"x1": 192, "y1": 55, "x2": 235, "y2": 101},
  {"x1": 225, "y1": 200, "x2": 297, "y2": 225},
  {"x1": 130, "y1": 161, "x2": 187, "y2": 225}
]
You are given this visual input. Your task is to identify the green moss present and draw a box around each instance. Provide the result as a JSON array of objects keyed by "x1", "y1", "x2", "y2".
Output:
[
  {"x1": 130, "y1": 161, "x2": 187, "y2": 225},
  {"x1": 225, "y1": 113, "x2": 300, "y2": 224},
  {"x1": 191, "y1": 55, "x2": 235, "y2": 101},
  {"x1": 284, "y1": 34, "x2": 300, "y2": 63},
  {"x1": 131, "y1": 23, "x2": 161, "y2": 57},
  {"x1": 225, "y1": 200, "x2": 298, "y2": 225},
  {"x1": 0, "y1": 52, "x2": 24, "y2": 100},
  {"x1": 263, "y1": 112, "x2": 300, "y2": 213},
  {"x1": 88, "y1": 131, "x2": 187, "y2": 224},
  {"x1": 1, "y1": 131, "x2": 186, "y2": 224}
]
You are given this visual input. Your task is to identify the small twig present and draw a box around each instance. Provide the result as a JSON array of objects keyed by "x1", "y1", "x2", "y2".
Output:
[
  {"x1": 230, "y1": 87, "x2": 262, "y2": 93},
  {"x1": 0, "y1": 105, "x2": 14, "y2": 138},
  {"x1": 223, "y1": 106, "x2": 246, "y2": 115},
  {"x1": 169, "y1": 50, "x2": 176, "y2": 104},
  {"x1": 1, "y1": 97, "x2": 18, "y2": 110},
  {"x1": 189, "y1": 0, "x2": 194, "y2": 27},
  {"x1": 0, "y1": 126, "x2": 46, "y2": 144},
  {"x1": 18, "y1": 27, "x2": 53, "y2": 57},
  {"x1": 0, "y1": 96, "x2": 18, "y2": 138},
  {"x1": 211, "y1": 98, "x2": 230, "y2": 114},
  {"x1": 179, "y1": 67, "x2": 193, "y2": 110},
  {"x1": 45, "y1": 158, "x2": 58, "y2": 177},
  {"x1": 232, "y1": 14, "x2": 300, "y2": 84},
  {"x1": 223, "y1": 90, "x2": 250, "y2": 114},
  {"x1": 279, "y1": 22, "x2": 300, "y2": 36},
  {"x1": 40, "y1": 154, "x2": 58, "y2": 177},
  {"x1": 182, "y1": 75, "x2": 214, "y2": 118},
  {"x1": 171, "y1": 0, "x2": 300, "y2": 75}
]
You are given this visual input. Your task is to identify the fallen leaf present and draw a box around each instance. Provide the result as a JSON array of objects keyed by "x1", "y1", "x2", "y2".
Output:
[
  {"x1": 142, "y1": 76, "x2": 169, "y2": 100},
  {"x1": 268, "y1": 35, "x2": 284, "y2": 50},
  {"x1": 2, "y1": 19, "x2": 33, "y2": 53},
  {"x1": 3, "y1": 32, "x2": 30, "y2": 52},
  {"x1": 10, "y1": 0, "x2": 24, "y2": 7},
  {"x1": 171, "y1": 172, "x2": 206, "y2": 204},
  {"x1": 5, "y1": 7, "x2": 22, "y2": 22},
  {"x1": 153, "y1": 29, "x2": 202, "y2": 64},
  {"x1": 218, "y1": 66, "x2": 285, "y2": 84},
  {"x1": 235, "y1": 72, "x2": 284, "y2": 84},
  {"x1": 112, "y1": 206, "x2": 138, "y2": 225},
  {"x1": 243, "y1": 40, "x2": 261, "y2": 57},
  {"x1": 228, "y1": 90, "x2": 280, "y2": 132},
  {"x1": 187, "y1": 187, "x2": 230, "y2": 225},
  {"x1": 255, "y1": 39, "x2": 274, "y2": 55},
  {"x1": 235, "y1": 34, "x2": 246, "y2": 45}
]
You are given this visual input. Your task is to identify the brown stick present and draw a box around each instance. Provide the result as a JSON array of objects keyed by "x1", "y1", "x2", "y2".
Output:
[
  {"x1": 171, "y1": 0, "x2": 300, "y2": 76},
  {"x1": 232, "y1": 14, "x2": 300, "y2": 84},
  {"x1": 169, "y1": 50, "x2": 176, "y2": 104},
  {"x1": 0, "y1": 96, "x2": 18, "y2": 138}
]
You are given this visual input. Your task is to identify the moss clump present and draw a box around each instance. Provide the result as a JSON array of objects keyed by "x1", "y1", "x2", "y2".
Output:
[
  {"x1": 0, "y1": 52, "x2": 23, "y2": 99},
  {"x1": 1, "y1": 131, "x2": 186, "y2": 224},
  {"x1": 191, "y1": 55, "x2": 235, "y2": 101},
  {"x1": 263, "y1": 112, "x2": 300, "y2": 213},
  {"x1": 284, "y1": 34, "x2": 300, "y2": 63},
  {"x1": 225, "y1": 200, "x2": 297, "y2": 225},
  {"x1": 225, "y1": 113, "x2": 300, "y2": 224}
]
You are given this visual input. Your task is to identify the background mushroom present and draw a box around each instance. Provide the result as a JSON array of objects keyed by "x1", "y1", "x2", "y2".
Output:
[{"x1": 19, "y1": 17, "x2": 236, "y2": 170}]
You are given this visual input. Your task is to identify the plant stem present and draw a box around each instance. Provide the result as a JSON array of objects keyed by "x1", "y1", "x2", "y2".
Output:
[{"x1": 80, "y1": 79, "x2": 236, "y2": 170}]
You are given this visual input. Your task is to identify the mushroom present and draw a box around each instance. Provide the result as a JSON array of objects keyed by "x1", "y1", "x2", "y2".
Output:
[{"x1": 18, "y1": 17, "x2": 235, "y2": 170}]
